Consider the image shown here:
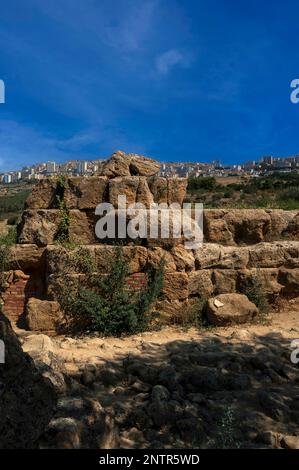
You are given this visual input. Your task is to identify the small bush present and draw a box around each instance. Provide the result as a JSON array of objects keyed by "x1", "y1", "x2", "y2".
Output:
[
  {"x1": 7, "y1": 215, "x2": 18, "y2": 225},
  {"x1": 55, "y1": 246, "x2": 165, "y2": 336},
  {"x1": 0, "y1": 226, "x2": 17, "y2": 292}
]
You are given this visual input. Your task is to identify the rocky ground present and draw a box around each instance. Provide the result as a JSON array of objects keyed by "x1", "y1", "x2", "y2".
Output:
[{"x1": 13, "y1": 299, "x2": 299, "y2": 450}]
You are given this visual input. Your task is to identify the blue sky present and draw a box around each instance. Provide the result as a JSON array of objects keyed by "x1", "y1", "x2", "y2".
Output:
[{"x1": 1, "y1": 0, "x2": 299, "y2": 171}]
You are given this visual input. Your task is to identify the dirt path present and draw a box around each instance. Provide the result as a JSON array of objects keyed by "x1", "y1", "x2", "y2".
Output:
[{"x1": 15, "y1": 301, "x2": 299, "y2": 449}]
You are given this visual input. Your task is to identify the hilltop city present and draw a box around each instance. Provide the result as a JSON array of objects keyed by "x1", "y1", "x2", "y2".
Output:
[{"x1": 1, "y1": 153, "x2": 299, "y2": 184}]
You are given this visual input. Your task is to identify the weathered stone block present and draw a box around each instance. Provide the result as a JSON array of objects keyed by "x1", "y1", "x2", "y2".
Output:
[
  {"x1": 212, "y1": 269, "x2": 237, "y2": 294},
  {"x1": 108, "y1": 176, "x2": 139, "y2": 207},
  {"x1": 19, "y1": 210, "x2": 61, "y2": 246},
  {"x1": 171, "y1": 245, "x2": 195, "y2": 272},
  {"x1": 25, "y1": 179, "x2": 58, "y2": 209},
  {"x1": 188, "y1": 270, "x2": 214, "y2": 296},
  {"x1": 64, "y1": 176, "x2": 107, "y2": 209},
  {"x1": 238, "y1": 268, "x2": 283, "y2": 295},
  {"x1": 194, "y1": 244, "x2": 221, "y2": 269},
  {"x1": 279, "y1": 268, "x2": 299, "y2": 293},
  {"x1": 9, "y1": 244, "x2": 45, "y2": 271},
  {"x1": 147, "y1": 247, "x2": 176, "y2": 271},
  {"x1": 162, "y1": 272, "x2": 189, "y2": 301},
  {"x1": 25, "y1": 298, "x2": 65, "y2": 333}
]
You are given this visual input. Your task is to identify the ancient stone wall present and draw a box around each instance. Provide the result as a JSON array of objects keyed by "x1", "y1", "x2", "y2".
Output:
[{"x1": 3, "y1": 151, "x2": 299, "y2": 330}]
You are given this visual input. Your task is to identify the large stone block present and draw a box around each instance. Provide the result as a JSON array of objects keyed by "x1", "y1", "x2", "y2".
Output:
[
  {"x1": 108, "y1": 176, "x2": 140, "y2": 207},
  {"x1": 154, "y1": 299, "x2": 191, "y2": 322},
  {"x1": 204, "y1": 209, "x2": 271, "y2": 245},
  {"x1": 278, "y1": 268, "x2": 299, "y2": 294},
  {"x1": 45, "y1": 245, "x2": 96, "y2": 275},
  {"x1": 171, "y1": 245, "x2": 195, "y2": 272},
  {"x1": 238, "y1": 268, "x2": 283, "y2": 295},
  {"x1": 188, "y1": 270, "x2": 214, "y2": 296},
  {"x1": 64, "y1": 176, "x2": 107, "y2": 209},
  {"x1": 25, "y1": 179, "x2": 58, "y2": 209},
  {"x1": 136, "y1": 177, "x2": 154, "y2": 208},
  {"x1": 147, "y1": 176, "x2": 168, "y2": 204},
  {"x1": 94, "y1": 245, "x2": 148, "y2": 274},
  {"x1": 68, "y1": 210, "x2": 97, "y2": 244},
  {"x1": 162, "y1": 272, "x2": 189, "y2": 301},
  {"x1": 147, "y1": 247, "x2": 176, "y2": 271},
  {"x1": 218, "y1": 246, "x2": 249, "y2": 269},
  {"x1": 167, "y1": 178, "x2": 188, "y2": 206},
  {"x1": 212, "y1": 269, "x2": 238, "y2": 294},
  {"x1": 25, "y1": 298, "x2": 65, "y2": 333},
  {"x1": 194, "y1": 244, "x2": 221, "y2": 269},
  {"x1": 19, "y1": 209, "x2": 97, "y2": 246},
  {"x1": 18, "y1": 210, "x2": 61, "y2": 246},
  {"x1": 9, "y1": 244, "x2": 45, "y2": 271},
  {"x1": 248, "y1": 241, "x2": 299, "y2": 269}
]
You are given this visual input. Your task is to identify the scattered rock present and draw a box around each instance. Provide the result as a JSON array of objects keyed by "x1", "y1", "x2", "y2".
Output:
[{"x1": 206, "y1": 293, "x2": 259, "y2": 326}]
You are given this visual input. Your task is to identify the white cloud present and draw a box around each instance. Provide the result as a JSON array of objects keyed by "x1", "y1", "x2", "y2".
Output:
[{"x1": 155, "y1": 49, "x2": 193, "y2": 75}]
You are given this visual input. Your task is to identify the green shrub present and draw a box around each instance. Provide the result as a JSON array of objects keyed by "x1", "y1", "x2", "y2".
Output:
[
  {"x1": 7, "y1": 215, "x2": 18, "y2": 225},
  {"x1": 0, "y1": 226, "x2": 17, "y2": 292},
  {"x1": 188, "y1": 176, "x2": 217, "y2": 191},
  {"x1": 54, "y1": 176, "x2": 71, "y2": 243},
  {"x1": 55, "y1": 246, "x2": 165, "y2": 336}
]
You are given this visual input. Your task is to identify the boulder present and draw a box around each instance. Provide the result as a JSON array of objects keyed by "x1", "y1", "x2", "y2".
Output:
[
  {"x1": 0, "y1": 314, "x2": 56, "y2": 448},
  {"x1": 206, "y1": 293, "x2": 259, "y2": 326},
  {"x1": 102, "y1": 151, "x2": 160, "y2": 178},
  {"x1": 127, "y1": 153, "x2": 161, "y2": 177},
  {"x1": 281, "y1": 435, "x2": 299, "y2": 449},
  {"x1": 25, "y1": 298, "x2": 65, "y2": 333}
]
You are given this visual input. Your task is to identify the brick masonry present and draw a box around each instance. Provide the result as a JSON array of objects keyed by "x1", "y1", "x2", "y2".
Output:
[
  {"x1": 126, "y1": 273, "x2": 147, "y2": 290},
  {"x1": 2, "y1": 274, "x2": 44, "y2": 323}
]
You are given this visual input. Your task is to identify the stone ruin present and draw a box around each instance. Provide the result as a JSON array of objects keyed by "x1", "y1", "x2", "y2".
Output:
[{"x1": 3, "y1": 150, "x2": 299, "y2": 333}]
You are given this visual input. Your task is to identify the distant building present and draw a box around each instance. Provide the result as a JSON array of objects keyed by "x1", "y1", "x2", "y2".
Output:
[
  {"x1": 46, "y1": 161, "x2": 56, "y2": 174},
  {"x1": 2, "y1": 174, "x2": 12, "y2": 184},
  {"x1": 76, "y1": 160, "x2": 88, "y2": 175}
]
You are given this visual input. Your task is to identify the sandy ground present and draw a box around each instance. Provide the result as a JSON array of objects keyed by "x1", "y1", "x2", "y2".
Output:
[{"x1": 17, "y1": 297, "x2": 299, "y2": 375}]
